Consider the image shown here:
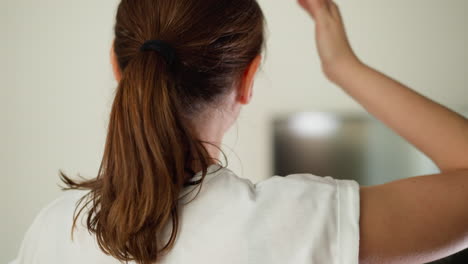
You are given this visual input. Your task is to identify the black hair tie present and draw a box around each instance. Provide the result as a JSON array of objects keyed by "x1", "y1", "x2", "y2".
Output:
[{"x1": 140, "y1": 40, "x2": 177, "y2": 67}]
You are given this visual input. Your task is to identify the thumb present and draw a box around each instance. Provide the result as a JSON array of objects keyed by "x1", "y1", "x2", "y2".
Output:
[{"x1": 297, "y1": 0, "x2": 330, "y2": 19}]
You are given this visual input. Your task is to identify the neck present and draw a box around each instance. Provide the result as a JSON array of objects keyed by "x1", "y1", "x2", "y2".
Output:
[
  {"x1": 186, "y1": 112, "x2": 229, "y2": 175},
  {"x1": 184, "y1": 95, "x2": 238, "y2": 177}
]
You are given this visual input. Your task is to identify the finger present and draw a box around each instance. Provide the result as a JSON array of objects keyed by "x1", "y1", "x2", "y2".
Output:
[
  {"x1": 297, "y1": 0, "x2": 311, "y2": 14},
  {"x1": 297, "y1": 0, "x2": 320, "y2": 20}
]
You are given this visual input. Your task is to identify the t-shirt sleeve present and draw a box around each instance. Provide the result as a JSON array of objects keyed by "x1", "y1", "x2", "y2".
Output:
[
  {"x1": 334, "y1": 178, "x2": 361, "y2": 264},
  {"x1": 248, "y1": 173, "x2": 360, "y2": 264}
]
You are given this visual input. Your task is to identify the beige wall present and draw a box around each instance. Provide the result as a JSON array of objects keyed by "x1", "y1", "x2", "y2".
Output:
[{"x1": 2, "y1": 0, "x2": 467, "y2": 261}]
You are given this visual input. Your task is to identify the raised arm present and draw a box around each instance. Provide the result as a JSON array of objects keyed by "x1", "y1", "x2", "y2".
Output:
[
  {"x1": 299, "y1": 0, "x2": 468, "y2": 173},
  {"x1": 297, "y1": 0, "x2": 468, "y2": 263}
]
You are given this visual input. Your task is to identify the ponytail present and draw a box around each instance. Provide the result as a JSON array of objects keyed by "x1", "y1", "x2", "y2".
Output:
[
  {"x1": 60, "y1": 50, "x2": 224, "y2": 263},
  {"x1": 60, "y1": 0, "x2": 265, "y2": 262}
]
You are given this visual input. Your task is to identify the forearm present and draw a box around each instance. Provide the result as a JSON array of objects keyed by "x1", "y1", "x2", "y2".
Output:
[{"x1": 327, "y1": 60, "x2": 468, "y2": 172}]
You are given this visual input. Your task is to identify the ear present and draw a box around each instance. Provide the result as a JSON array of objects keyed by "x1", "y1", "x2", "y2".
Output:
[
  {"x1": 238, "y1": 55, "x2": 262, "y2": 105},
  {"x1": 110, "y1": 40, "x2": 122, "y2": 82}
]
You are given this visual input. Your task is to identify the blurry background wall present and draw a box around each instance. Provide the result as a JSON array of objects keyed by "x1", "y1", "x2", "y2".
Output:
[{"x1": 1, "y1": 0, "x2": 467, "y2": 261}]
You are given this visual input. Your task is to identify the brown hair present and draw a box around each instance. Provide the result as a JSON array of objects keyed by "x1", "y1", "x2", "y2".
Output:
[{"x1": 59, "y1": 0, "x2": 265, "y2": 263}]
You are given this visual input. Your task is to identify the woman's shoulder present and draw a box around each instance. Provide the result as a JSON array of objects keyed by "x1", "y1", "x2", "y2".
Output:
[
  {"x1": 230, "y1": 169, "x2": 358, "y2": 197},
  {"x1": 257, "y1": 173, "x2": 338, "y2": 188},
  {"x1": 205, "y1": 166, "x2": 360, "y2": 203},
  {"x1": 38, "y1": 189, "x2": 92, "y2": 223},
  {"x1": 220, "y1": 171, "x2": 361, "y2": 263},
  {"x1": 27, "y1": 189, "x2": 92, "y2": 241},
  {"x1": 11, "y1": 189, "x2": 94, "y2": 263}
]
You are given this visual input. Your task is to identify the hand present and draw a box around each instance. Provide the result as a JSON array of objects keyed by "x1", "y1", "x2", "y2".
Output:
[{"x1": 298, "y1": 0, "x2": 360, "y2": 80}]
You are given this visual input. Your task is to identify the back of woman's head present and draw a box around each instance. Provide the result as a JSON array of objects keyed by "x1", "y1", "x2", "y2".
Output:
[{"x1": 59, "y1": 0, "x2": 265, "y2": 263}]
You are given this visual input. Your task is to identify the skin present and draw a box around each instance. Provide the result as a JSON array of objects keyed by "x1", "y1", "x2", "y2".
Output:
[{"x1": 111, "y1": 0, "x2": 468, "y2": 263}]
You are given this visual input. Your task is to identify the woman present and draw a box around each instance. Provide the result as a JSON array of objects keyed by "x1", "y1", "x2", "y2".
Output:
[{"x1": 10, "y1": 0, "x2": 468, "y2": 263}]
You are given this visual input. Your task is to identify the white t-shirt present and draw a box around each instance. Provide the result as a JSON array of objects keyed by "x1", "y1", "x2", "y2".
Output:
[{"x1": 9, "y1": 163, "x2": 360, "y2": 264}]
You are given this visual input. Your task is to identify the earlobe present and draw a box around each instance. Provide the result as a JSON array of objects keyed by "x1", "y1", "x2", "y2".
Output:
[{"x1": 240, "y1": 55, "x2": 262, "y2": 104}]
